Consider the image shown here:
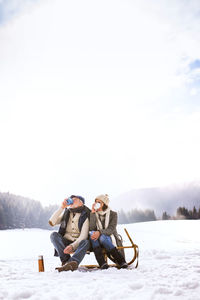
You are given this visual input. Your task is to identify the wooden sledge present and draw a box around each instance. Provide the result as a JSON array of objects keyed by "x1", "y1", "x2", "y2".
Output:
[{"x1": 81, "y1": 228, "x2": 139, "y2": 269}]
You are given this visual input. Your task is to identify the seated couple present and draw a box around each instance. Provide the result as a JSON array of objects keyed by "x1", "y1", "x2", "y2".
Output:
[{"x1": 49, "y1": 194, "x2": 128, "y2": 271}]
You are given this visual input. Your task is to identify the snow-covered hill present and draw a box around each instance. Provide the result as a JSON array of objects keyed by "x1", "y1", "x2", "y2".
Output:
[
  {"x1": 0, "y1": 220, "x2": 200, "y2": 300},
  {"x1": 113, "y1": 182, "x2": 200, "y2": 216}
]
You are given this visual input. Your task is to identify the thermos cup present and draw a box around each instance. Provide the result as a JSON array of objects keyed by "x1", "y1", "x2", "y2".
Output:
[
  {"x1": 94, "y1": 202, "x2": 101, "y2": 210},
  {"x1": 66, "y1": 197, "x2": 74, "y2": 205}
]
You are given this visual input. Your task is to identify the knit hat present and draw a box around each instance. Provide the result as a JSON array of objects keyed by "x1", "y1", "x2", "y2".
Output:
[
  {"x1": 70, "y1": 195, "x2": 85, "y2": 204},
  {"x1": 95, "y1": 194, "x2": 109, "y2": 206}
]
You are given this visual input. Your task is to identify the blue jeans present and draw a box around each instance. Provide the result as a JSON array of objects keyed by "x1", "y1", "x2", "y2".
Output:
[
  {"x1": 50, "y1": 232, "x2": 90, "y2": 265},
  {"x1": 90, "y1": 233, "x2": 115, "y2": 252}
]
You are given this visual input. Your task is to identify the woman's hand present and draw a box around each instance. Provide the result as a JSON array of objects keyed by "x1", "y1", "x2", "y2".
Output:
[
  {"x1": 91, "y1": 231, "x2": 100, "y2": 240},
  {"x1": 91, "y1": 203, "x2": 96, "y2": 213}
]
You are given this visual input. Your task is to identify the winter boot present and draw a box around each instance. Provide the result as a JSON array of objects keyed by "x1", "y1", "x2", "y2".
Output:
[
  {"x1": 109, "y1": 247, "x2": 128, "y2": 269},
  {"x1": 55, "y1": 260, "x2": 78, "y2": 272},
  {"x1": 93, "y1": 247, "x2": 109, "y2": 269}
]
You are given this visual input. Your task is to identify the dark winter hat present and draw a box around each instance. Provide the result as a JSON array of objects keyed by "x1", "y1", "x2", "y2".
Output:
[{"x1": 70, "y1": 195, "x2": 85, "y2": 204}]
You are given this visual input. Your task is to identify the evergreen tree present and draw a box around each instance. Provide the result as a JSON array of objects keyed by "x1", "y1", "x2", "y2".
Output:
[
  {"x1": 118, "y1": 209, "x2": 129, "y2": 224},
  {"x1": 162, "y1": 211, "x2": 171, "y2": 220},
  {"x1": 192, "y1": 206, "x2": 198, "y2": 219}
]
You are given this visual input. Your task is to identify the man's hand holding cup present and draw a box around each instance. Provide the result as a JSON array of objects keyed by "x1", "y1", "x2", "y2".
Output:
[{"x1": 61, "y1": 197, "x2": 74, "y2": 209}]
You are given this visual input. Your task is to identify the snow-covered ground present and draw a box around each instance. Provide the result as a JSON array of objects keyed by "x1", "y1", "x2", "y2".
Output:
[{"x1": 0, "y1": 220, "x2": 200, "y2": 300}]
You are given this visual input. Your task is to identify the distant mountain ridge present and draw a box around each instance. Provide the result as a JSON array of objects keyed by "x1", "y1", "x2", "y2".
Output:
[{"x1": 113, "y1": 182, "x2": 200, "y2": 217}]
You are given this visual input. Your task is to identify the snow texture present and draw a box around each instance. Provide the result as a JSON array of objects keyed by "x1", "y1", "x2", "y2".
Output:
[{"x1": 0, "y1": 220, "x2": 200, "y2": 300}]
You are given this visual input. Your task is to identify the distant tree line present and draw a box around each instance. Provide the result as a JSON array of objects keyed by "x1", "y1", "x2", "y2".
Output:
[
  {"x1": 1, "y1": 192, "x2": 200, "y2": 229},
  {"x1": 1, "y1": 192, "x2": 158, "y2": 228},
  {"x1": 118, "y1": 205, "x2": 200, "y2": 224},
  {"x1": 0, "y1": 192, "x2": 59, "y2": 230},
  {"x1": 118, "y1": 208, "x2": 156, "y2": 224},
  {"x1": 162, "y1": 206, "x2": 200, "y2": 220}
]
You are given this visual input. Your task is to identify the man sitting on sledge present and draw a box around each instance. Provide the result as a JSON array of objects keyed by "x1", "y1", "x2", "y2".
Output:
[
  {"x1": 90, "y1": 194, "x2": 128, "y2": 269},
  {"x1": 49, "y1": 195, "x2": 90, "y2": 272}
]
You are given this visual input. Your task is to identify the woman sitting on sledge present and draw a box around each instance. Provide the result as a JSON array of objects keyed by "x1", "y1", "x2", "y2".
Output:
[{"x1": 89, "y1": 194, "x2": 128, "y2": 269}]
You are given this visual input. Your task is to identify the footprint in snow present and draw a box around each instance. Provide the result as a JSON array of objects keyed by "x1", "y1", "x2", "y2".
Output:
[
  {"x1": 129, "y1": 283, "x2": 143, "y2": 290},
  {"x1": 154, "y1": 287, "x2": 173, "y2": 295}
]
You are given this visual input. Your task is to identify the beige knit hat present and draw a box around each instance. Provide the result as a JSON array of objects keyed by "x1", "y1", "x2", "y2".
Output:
[{"x1": 95, "y1": 194, "x2": 109, "y2": 206}]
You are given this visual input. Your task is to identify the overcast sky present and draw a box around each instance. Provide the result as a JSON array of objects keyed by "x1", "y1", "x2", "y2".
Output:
[{"x1": 0, "y1": 0, "x2": 200, "y2": 208}]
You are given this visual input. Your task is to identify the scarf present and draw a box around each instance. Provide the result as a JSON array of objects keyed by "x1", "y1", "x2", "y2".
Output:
[
  {"x1": 69, "y1": 205, "x2": 85, "y2": 213},
  {"x1": 95, "y1": 208, "x2": 116, "y2": 246}
]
